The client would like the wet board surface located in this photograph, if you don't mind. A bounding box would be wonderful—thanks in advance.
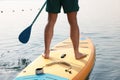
[14,37,95,80]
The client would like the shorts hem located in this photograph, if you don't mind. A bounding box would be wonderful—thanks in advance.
[46,10,60,13]
[64,8,79,13]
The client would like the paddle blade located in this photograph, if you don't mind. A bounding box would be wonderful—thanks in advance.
[18,26,32,44]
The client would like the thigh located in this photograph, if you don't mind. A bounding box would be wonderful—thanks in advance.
[48,13,58,23]
[67,12,78,25]
[46,0,61,13]
[61,0,79,13]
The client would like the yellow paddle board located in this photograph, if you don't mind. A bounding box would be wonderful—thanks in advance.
[14,37,95,80]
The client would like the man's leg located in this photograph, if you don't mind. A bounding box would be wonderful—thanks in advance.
[43,13,58,59]
[67,12,87,59]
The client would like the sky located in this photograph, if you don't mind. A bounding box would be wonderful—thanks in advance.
[79,0,120,25]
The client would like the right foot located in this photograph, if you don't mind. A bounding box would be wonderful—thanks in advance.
[75,52,87,60]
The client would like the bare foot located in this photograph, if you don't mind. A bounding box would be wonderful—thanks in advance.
[42,53,49,59]
[75,52,87,60]
[42,50,50,59]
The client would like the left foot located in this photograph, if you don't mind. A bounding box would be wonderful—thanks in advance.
[42,53,49,59]
[42,50,50,59]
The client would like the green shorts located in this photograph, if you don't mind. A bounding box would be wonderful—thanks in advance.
[46,0,79,13]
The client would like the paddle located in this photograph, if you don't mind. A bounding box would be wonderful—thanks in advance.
[18,1,47,44]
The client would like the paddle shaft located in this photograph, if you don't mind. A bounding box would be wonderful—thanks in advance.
[31,1,47,26]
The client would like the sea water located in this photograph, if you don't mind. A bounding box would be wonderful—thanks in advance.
[0,0,120,80]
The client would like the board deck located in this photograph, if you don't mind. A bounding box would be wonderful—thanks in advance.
[14,37,95,80]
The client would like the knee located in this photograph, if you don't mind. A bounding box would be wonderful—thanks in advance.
[47,19,56,26]
[68,16,78,27]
